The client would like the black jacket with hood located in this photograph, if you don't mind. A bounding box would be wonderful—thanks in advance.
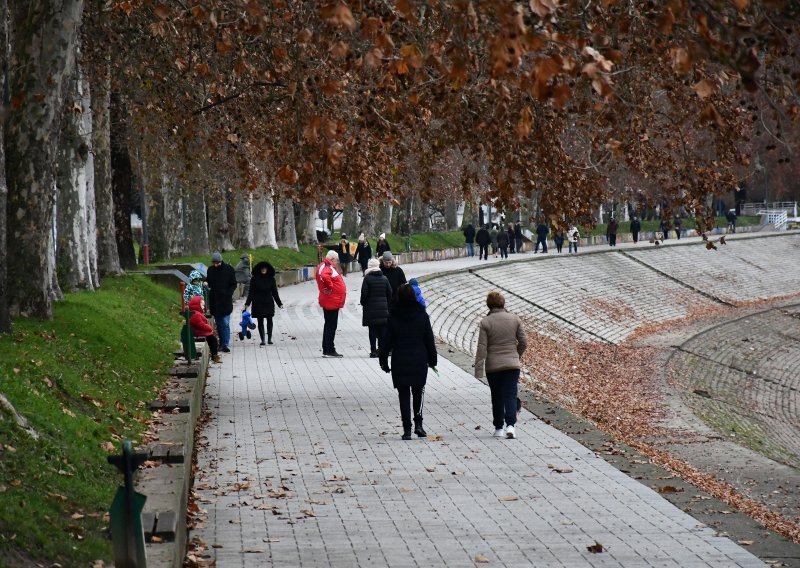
[245,261,282,318]
[379,300,437,389]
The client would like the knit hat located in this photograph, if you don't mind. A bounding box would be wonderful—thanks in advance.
[381,251,393,262]
[358,233,365,243]
[341,233,347,239]
[379,233,386,240]
[367,258,380,269]
[211,251,223,263]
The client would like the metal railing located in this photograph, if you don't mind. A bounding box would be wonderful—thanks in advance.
[741,202,798,217]
[757,209,788,231]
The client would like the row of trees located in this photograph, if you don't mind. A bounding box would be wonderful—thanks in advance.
[1,1,798,332]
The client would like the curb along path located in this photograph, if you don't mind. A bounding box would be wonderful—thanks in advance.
[188,251,766,567]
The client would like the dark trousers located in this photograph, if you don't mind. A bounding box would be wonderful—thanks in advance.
[569,241,578,253]
[499,246,508,259]
[535,236,548,252]
[479,244,489,260]
[205,334,219,357]
[515,237,523,252]
[257,316,273,342]
[509,239,515,253]
[487,369,519,429]
[397,385,425,430]
[368,324,385,353]
[322,309,339,353]
[608,233,616,246]
[632,231,639,243]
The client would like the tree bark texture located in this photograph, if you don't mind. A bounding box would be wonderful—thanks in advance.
[0,0,11,332]
[444,200,458,230]
[295,203,318,244]
[147,171,183,261]
[375,203,391,235]
[91,58,120,276]
[357,204,376,238]
[207,186,234,252]
[233,190,254,249]
[110,93,136,269]
[410,194,429,233]
[251,188,277,249]
[6,0,84,318]
[183,187,208,255]
[275,198,298,250]
[461,199,477,229]
[340,203,358,237]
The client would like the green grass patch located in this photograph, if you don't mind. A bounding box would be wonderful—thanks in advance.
[578,215,760,236]
[0,275,181,566]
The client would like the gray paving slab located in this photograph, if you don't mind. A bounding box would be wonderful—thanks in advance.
[189,254,767,567]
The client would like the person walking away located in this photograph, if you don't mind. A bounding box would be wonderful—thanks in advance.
[514,222,523,253]
[497,227,509,259]
[553,230,565,253]
[474,291,527,439]
[354,234,372,274]
[188,297,222,363]
[535,221,549,253]
[476,224,491,260]
[463,224,476,257]
[606,218,618,247]
[360,258,392,358]
[489,224,499,257]
[630,217,641,244]
[674,216,682,239]
[376,233,391,256]
[409,278,427,308]
[244,261,283,346]
[184,270,205,307]
[379,284,438,440]
[507,224,516,253]
[205,252,237,352]
[338,233,352,276]
[568,226,580,254]
[380,251,407,298]
[726,209,737,233]
[316,250,347,357]
[659,217,670,241]
[234,254,252,299]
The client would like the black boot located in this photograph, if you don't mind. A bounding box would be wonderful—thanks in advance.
[414,416,426,438]
[402,428,412,440]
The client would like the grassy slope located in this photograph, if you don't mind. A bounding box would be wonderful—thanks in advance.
[580,215,760,236]
[0,276,180,566]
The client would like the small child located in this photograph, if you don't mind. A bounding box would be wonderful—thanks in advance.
[184,270,205,306]
[409,278,427,308]
[188,296,222,363]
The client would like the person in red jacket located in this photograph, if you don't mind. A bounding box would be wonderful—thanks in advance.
[188,296,222,363]
[316,249,347,358]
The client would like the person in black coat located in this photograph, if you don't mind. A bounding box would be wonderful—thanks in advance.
[497,229,509,259]
[360,258,392,358]
[630,217,641,244]
[243,261,283,346]
[204,252,237,352]
[514,222,523,253]
[376,233,391,256]
[475,224,491,260]
[379,251,407,297]
[354,234,372,273]
[507,224,516,253]
[535,222,549,253]
[379,284,438,440]
[463,224,476,257]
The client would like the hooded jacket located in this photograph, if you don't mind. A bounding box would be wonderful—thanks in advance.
[316,259,347,310]
[379,300,437,388]
[188,296,214,338]
[245,261,283,318]
[184,269,205,306]
[475,227,491,246]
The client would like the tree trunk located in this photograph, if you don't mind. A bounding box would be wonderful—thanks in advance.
[357,204,376,238]
[92,57,120,276]
[0,0,11,332]
[6,0,84,318]
[444,200,459,230]
[296,203,318,244]
[410,194,429,233]
[233,190,254,249]
[183,187,209,255]
[148,170,184,261]
[461,199,477,229]
[110,93,136,270]
[252,187,277,249]
[207,186,234,252]
[276,198,298,250]
[375,203,391,235]
[341,203,358,237]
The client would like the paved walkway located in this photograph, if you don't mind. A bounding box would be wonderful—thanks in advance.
[189,241,769,567]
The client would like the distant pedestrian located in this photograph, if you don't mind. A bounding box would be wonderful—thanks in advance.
[205,252,237,353]
[355,233,372,274]
[726,209,737,233]
[497,229,509,259]
[568,226,580,254]
[188,296,222,364]
[338,233,352,276]
[409,278,426,308]
[360,258,392,358]
[674,216,682,240]
[234,254,252,299]
[184,269,205,307]
[376,233,391,256]
[507,224,516,253]
[379,284,438,440]
[463,224,476,257]
[514,222,523,252]
[474,291,527,439]
[316,250,346,358]
[553,230,565,253]
[630,218,641,244]
[535,222,549,253]
[243,261,283,346]
[380,251,407,298]
[476,224,491,260]
[489,224,499,257]
[659,218,670,241]
[606,218,618,247]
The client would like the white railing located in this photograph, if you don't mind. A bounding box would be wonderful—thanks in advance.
[741,202,798,217]
[757,209,788,231]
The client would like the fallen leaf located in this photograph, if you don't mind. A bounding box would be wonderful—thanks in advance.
[475,553,490,563]
[737,540,755,545]
[657,485,683,494]
[300,509,316,517]
[499,496,519,501]
[242,548,265,553]
[587,541,605,553]
[427,435,443,441]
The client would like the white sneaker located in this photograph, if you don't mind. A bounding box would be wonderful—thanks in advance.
[493,428,505,438]
[505,425,516,439]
